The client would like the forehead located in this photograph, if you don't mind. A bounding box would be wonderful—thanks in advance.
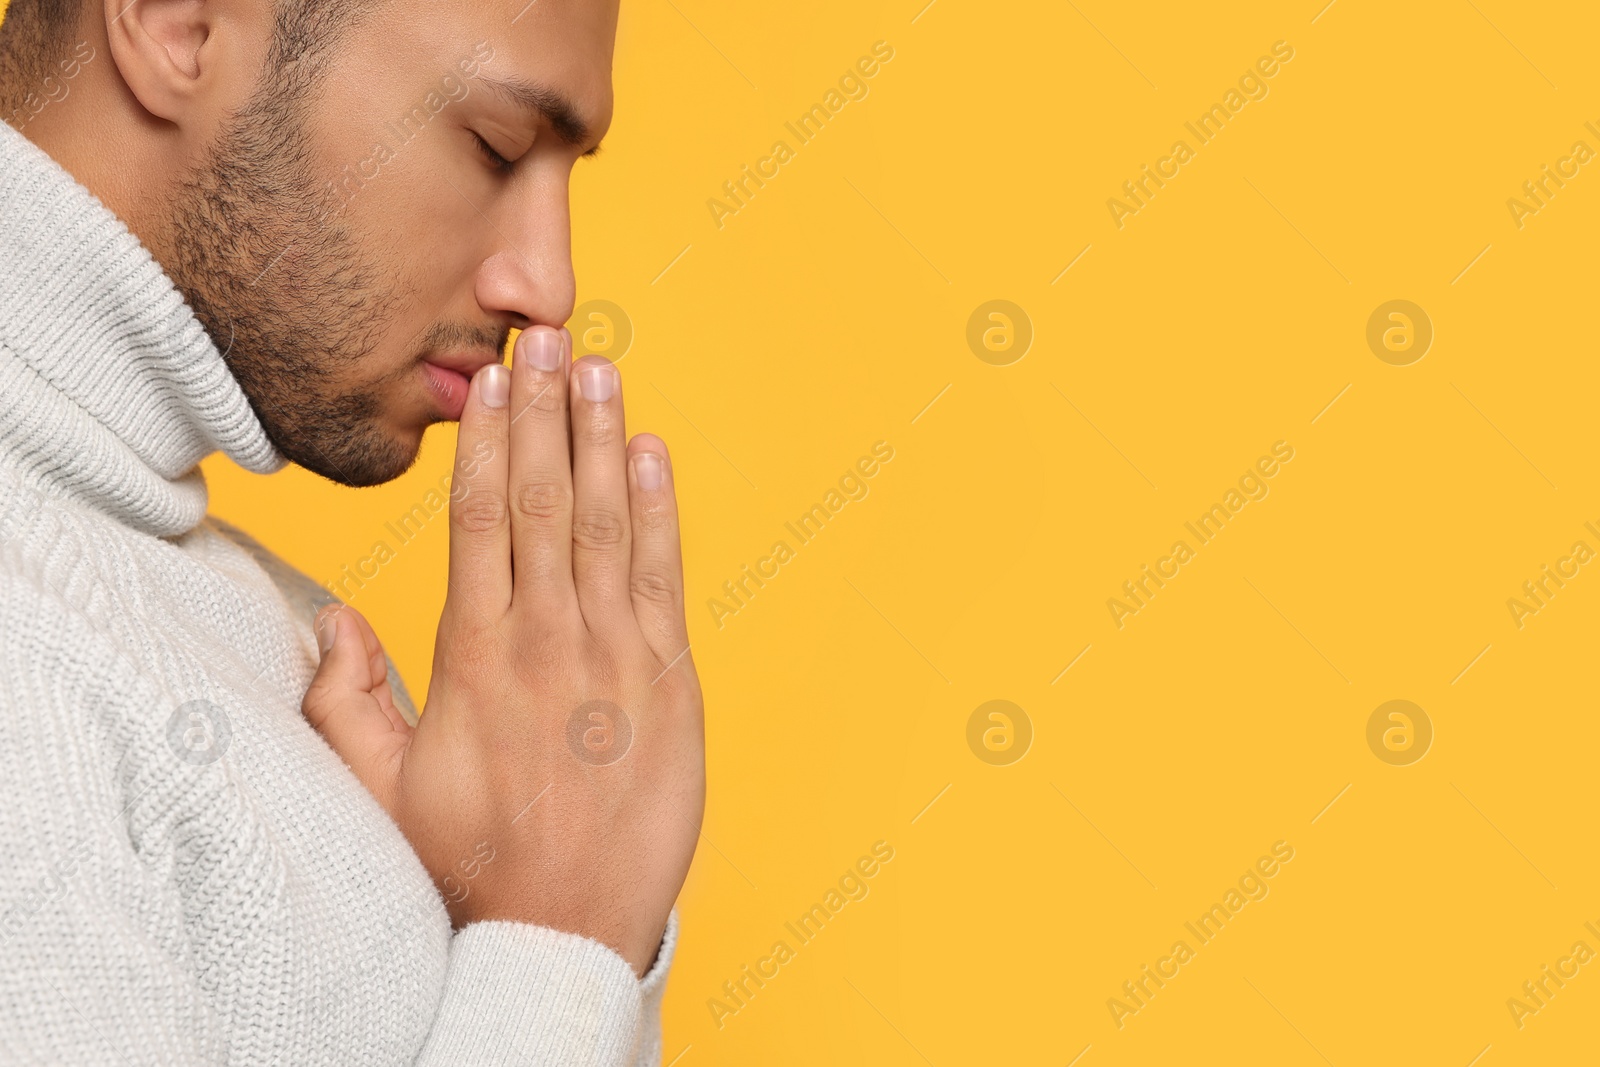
[341,0,618,132]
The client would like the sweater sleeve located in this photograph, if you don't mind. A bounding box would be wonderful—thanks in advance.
[632,909,679,1066]
[415,910,679,1066]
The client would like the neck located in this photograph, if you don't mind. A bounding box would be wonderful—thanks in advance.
[0,116,282,537]
[0,16,187,280]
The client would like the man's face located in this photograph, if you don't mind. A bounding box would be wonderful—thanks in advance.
[166,0,617,486]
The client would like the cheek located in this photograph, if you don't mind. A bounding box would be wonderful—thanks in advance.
[339,196,480,318]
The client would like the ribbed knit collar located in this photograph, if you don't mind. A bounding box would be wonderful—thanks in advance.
[0,120,282,538]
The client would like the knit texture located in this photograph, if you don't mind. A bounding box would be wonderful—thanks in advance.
[0,118,673,1065]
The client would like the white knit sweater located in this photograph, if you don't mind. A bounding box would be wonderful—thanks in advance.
[0,119,674,1064]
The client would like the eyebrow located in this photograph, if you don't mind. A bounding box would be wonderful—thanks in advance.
[474,74,603,157]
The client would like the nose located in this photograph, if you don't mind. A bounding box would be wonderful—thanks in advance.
[473,180,576,332]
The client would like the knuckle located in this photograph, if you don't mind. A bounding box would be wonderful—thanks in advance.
[513,479,570,526]
[629,569,679,608]
[300,683,333,722]
[523,379,566,417]
[452,489,507,534]
[572,510,628,552]
[582,643,623,692]
[650,666,702,715]
[652,670,683,704]
[446,627,504,678]
[512,630,572,684]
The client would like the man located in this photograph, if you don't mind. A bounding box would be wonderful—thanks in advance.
[0,0,705,1061]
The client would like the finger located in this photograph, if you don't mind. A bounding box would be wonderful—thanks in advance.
[341,603,410,735]
[569,356,632,630]
[625,434,690,663]
[445,364,512,618]
[506,326,578,618]
[303,605,410,805]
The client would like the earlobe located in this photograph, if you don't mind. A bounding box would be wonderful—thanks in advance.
[102,0,215,122]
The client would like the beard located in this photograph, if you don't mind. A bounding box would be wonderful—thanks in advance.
[161,81,502,487]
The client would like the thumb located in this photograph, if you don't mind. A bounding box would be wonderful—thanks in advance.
[302,604,408,808]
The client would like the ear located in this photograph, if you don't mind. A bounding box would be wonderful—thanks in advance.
[102,0,219,122]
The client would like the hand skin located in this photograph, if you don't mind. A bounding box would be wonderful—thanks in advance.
[301,325,705,977]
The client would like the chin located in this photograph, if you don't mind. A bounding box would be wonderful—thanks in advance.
[280,424,424,488]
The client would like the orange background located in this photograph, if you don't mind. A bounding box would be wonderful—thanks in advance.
[17,0,1600,1062]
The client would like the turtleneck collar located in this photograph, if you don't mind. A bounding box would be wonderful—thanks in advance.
[0,119,283,538]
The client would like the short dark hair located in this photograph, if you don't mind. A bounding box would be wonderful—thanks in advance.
[0,0,82,110]
[0,0,379,121]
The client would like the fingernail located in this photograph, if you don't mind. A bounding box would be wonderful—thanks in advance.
[481,364,509,408]
[560,326,573,357]
[524,328,562,372]
[316,610,338,655]
[634,452,663,491]
[579,362,615,403]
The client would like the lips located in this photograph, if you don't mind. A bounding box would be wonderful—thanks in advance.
[422,352,502,421]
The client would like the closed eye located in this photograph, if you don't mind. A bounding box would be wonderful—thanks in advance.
[471,131,515,174]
